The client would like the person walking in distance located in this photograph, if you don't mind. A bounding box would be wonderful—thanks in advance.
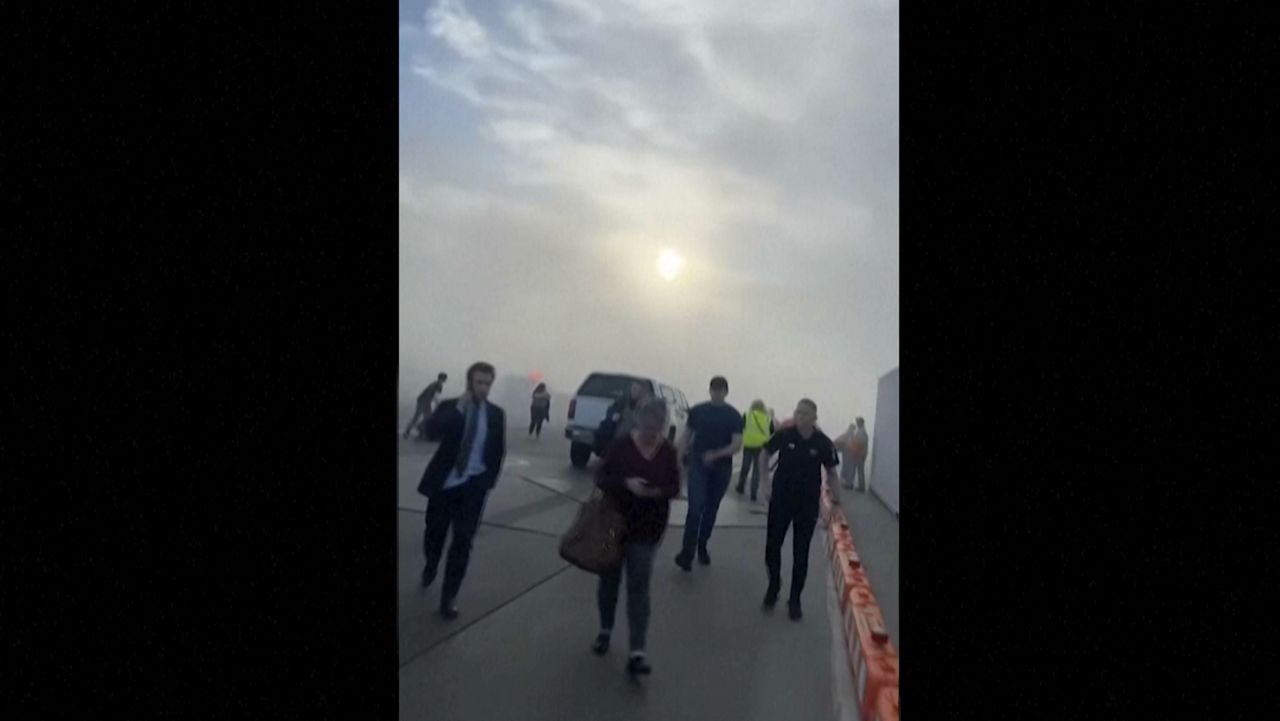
[529,383,552,438]
[844,417,870,491]
[674,376,742,571]
[833,423,856,490]
[590,398,681,677]
[760,399,839,620]
[404,372,447,440]
[735,399,775,502]
[416,362,507,620]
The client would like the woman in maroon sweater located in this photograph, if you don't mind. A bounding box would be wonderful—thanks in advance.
[591,397,681,676]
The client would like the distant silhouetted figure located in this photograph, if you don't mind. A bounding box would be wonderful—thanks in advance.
[835,417,870,491]
[417,363,506,620]
[404,372,447,440]
[530,383,551,438]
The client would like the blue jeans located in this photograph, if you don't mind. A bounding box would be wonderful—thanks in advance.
[597,541,658,652]
[682,461,732,555]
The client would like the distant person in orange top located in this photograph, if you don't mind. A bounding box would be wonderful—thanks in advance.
[834,417,870,491]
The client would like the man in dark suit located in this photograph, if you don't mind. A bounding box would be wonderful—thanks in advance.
[417,361,506,619]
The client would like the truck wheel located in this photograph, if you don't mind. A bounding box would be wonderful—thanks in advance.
[570,442,592,469]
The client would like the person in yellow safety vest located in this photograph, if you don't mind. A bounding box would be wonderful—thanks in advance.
[735,399,775,502]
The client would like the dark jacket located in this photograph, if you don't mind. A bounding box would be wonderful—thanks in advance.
[417,397,507,498]
[596,436,680,544]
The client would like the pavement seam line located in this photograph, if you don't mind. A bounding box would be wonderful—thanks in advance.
[399,564,573,670]
[515,474,587,504]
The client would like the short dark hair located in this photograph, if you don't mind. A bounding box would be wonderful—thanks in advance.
[856,416,865,425]
[798,398,817,412]
[710,376,728,391]
[466,362,495,390]
[438,372,448,381]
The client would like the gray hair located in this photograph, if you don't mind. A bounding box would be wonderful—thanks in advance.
[635,398,669,431]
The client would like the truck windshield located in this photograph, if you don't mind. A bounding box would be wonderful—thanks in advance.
[577,374,649,400]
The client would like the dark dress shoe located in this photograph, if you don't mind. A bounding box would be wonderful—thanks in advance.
[421,565,437,588]
[591,634,610,655]
[627,655,652,676]
[440,599,459,620]
[788,599,803,621]
[763,585,780,609]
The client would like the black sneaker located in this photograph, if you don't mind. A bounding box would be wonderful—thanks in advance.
[627,654,652,676]
[440,599,459,620]
[698,548,711,566]
[421,565,437,588]
[592,633,611,655]
[788,599,803,621]
[763,585,780,609]
[674,553,693,572]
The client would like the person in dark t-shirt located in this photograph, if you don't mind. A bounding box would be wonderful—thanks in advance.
[674,376,742,571]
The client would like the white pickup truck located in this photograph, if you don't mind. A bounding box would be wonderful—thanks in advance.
[564,372,691,468]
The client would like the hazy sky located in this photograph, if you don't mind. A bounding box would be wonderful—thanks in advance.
[400,0,898,431]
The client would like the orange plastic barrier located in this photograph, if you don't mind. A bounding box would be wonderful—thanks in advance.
[843,602,891,669]
[823,481,897,716]
[826,516,852,558]
[824,519,844,553]
[869,687,899,721]
[829,531,857,567]
[857,653,898,720]
[833,548,875,611]
[846,610,898,721]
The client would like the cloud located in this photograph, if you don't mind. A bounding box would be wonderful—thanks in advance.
[428,0,492,59]
[400,0,899,429]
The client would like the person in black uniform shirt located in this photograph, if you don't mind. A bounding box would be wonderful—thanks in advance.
[759,398,839,621]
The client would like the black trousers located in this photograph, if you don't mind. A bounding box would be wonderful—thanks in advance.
[529,405,548,436]
[422,479,489,601]
[765,498,819,601]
